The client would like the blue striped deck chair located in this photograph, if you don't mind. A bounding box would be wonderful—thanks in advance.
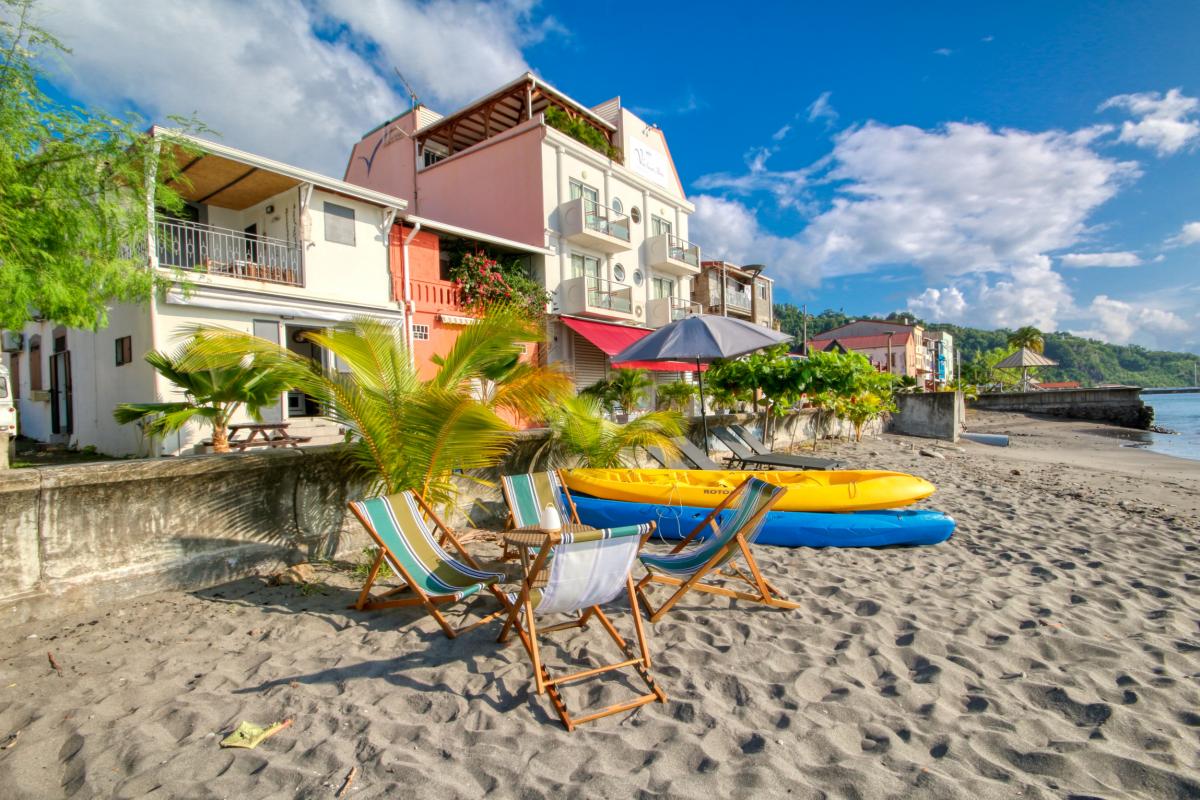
[348,491,508,639]
[499,471,580,560]
[636,477,797,622]
[498,522,667,731]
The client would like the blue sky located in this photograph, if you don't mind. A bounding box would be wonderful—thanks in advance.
[32,0,1200,352]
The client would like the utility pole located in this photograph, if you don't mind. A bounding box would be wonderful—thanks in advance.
[885,330,896,376]
[801,303,811,357]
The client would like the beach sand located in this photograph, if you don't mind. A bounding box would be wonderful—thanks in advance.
[1,410,1199,799]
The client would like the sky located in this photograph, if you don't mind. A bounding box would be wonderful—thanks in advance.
[28,0,1200,353]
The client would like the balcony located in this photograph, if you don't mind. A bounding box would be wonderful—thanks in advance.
[559,275,638,322]
[155,218,303,286]
[411,279,466,313]
[647,296,701,328]
[647,234,700,276]
[560,197,631,254]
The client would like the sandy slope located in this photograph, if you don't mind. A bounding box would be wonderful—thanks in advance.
[0,411,1198,799]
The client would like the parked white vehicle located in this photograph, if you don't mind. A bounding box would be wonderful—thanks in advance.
[0,364,15,438]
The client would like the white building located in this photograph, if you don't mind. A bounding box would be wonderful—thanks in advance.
[4,129,408,456]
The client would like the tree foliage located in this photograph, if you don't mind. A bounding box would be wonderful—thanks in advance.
[0,0,195,329]
[1007,326,1045,353]
[534,394,684,469]
[181,307,570,504]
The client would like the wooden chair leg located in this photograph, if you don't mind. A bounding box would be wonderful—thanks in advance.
[353,551,386,610]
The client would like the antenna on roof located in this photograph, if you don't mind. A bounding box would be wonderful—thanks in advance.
[394,68,420,111]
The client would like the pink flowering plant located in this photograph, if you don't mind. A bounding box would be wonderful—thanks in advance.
[450,251,549,318]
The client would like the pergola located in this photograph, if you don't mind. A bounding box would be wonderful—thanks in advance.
[995,347,1058,391]
[414,72,618,160]
[163,142,302,210]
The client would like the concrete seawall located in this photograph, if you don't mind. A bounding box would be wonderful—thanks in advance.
[970,387,1153,429]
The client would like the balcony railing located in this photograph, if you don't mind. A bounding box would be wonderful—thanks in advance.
[586,275,632,313]
[155,218,303,287]
[668,297,702,321]
[665,235,700,268]
[725,281,753,311]
[582,198,630,242]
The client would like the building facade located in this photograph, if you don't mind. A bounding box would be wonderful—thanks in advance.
[342,73,705,393]
[809,320,954,388]
[692,261,774,329]
[4,129,411,456]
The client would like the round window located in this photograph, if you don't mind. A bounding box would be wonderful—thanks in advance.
[613,263,626,282]
[611,197,623,214]
[630,206,641,224]
[632,269,643,286]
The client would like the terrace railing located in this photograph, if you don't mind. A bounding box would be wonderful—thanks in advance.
[666,235,700,268]
[582,198,631,242]
[586,276,633,313]
[155,217,303,287]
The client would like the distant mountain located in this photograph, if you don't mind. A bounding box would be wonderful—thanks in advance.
[774,304,1200,388]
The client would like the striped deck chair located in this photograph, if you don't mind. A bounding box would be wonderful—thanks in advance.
[498,523,667,731]
[499,470,580,560]
[636,477,798,622]
[348,491,508,639]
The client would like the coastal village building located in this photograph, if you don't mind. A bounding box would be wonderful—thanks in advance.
[341,72,708,392]
[692,260,775,329]
[808,320,954,387]
[5,129,409,455]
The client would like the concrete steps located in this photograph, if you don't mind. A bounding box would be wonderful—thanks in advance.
[283,417,347,447]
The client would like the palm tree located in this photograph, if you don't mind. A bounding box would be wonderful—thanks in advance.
[113,342,294,452]
[1007,326,1045,354]
[533,394,685,469]
[182,307,569,502]
[605,367,653,416]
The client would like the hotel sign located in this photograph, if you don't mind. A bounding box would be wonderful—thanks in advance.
[628,141,673,190]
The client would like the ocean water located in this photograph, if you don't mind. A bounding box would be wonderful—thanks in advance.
[1142,392,1200,462]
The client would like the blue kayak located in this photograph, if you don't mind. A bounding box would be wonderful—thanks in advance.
[568,493,955,548]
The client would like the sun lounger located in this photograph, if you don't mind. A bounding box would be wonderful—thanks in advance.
[670,436,724,470]
[348,491,508,638]
[712,426,841,471]
[730,424,843,470]
[499,522,667,730]
[637,477,798,622]
[646,445,692,469]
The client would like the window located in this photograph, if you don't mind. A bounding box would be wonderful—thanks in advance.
[632,269,643,286]
[610,197,623,214]
[613,263,626,282]
[758,283,767,299]
[413,324,430,341]
[324,202,356,245]
[8,354,18,400]
[652,276,674,300]
[651,215,672,237]
[571,253,601,279]
[569,179,599,205]
[115,336,132,366]
[28,335,41,391]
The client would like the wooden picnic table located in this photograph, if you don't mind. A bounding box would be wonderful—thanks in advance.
[227,422,311,452]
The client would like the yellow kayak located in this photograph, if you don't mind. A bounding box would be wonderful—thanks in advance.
[563,468,935,513]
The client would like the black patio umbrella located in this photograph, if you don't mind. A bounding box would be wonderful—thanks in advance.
[612,314,793,454]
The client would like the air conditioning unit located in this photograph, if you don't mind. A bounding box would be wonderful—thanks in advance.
[1,331,23,353]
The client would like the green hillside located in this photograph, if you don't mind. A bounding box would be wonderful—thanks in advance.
[775,304,1200,388]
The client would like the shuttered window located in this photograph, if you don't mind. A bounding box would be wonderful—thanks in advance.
[324,202,356,245]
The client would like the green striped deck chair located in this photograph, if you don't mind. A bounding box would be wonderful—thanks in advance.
[348,491,508,639]
[636,477,798,622]
[499,471,580,560]
[498,522,667,731]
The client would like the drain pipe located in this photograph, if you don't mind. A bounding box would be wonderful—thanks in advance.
[401,219,422,367]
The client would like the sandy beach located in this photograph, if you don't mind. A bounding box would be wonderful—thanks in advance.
[1,410,1199,799]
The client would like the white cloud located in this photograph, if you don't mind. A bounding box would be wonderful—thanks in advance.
[1072,295,1189,346]
[1099,88,1200,156]
[1167,221,1200,247]
[933,48,953,56]
[689,195,820,288]
[36,0,554,174]
[783,122,1137,282]
[806,91,838,127]
[1059,251,1142,268]
[909,286,967,320]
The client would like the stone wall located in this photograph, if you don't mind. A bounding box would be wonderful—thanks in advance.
[891,392,964,441]
[970,387,1152,429]
[0,446,373,626]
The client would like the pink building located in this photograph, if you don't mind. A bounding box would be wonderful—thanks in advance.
[343,73,702,395]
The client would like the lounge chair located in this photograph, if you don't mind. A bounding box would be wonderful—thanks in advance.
[636,477,798,622]
[348,491,508,639]
[712,426,840,471]
[500,470,581,560]
[646,445,691,469]
[499,522,667,731]
[670,436,724,470]
[730,423,843,470]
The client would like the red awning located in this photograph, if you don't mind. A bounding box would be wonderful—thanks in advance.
[560,316,702,372]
